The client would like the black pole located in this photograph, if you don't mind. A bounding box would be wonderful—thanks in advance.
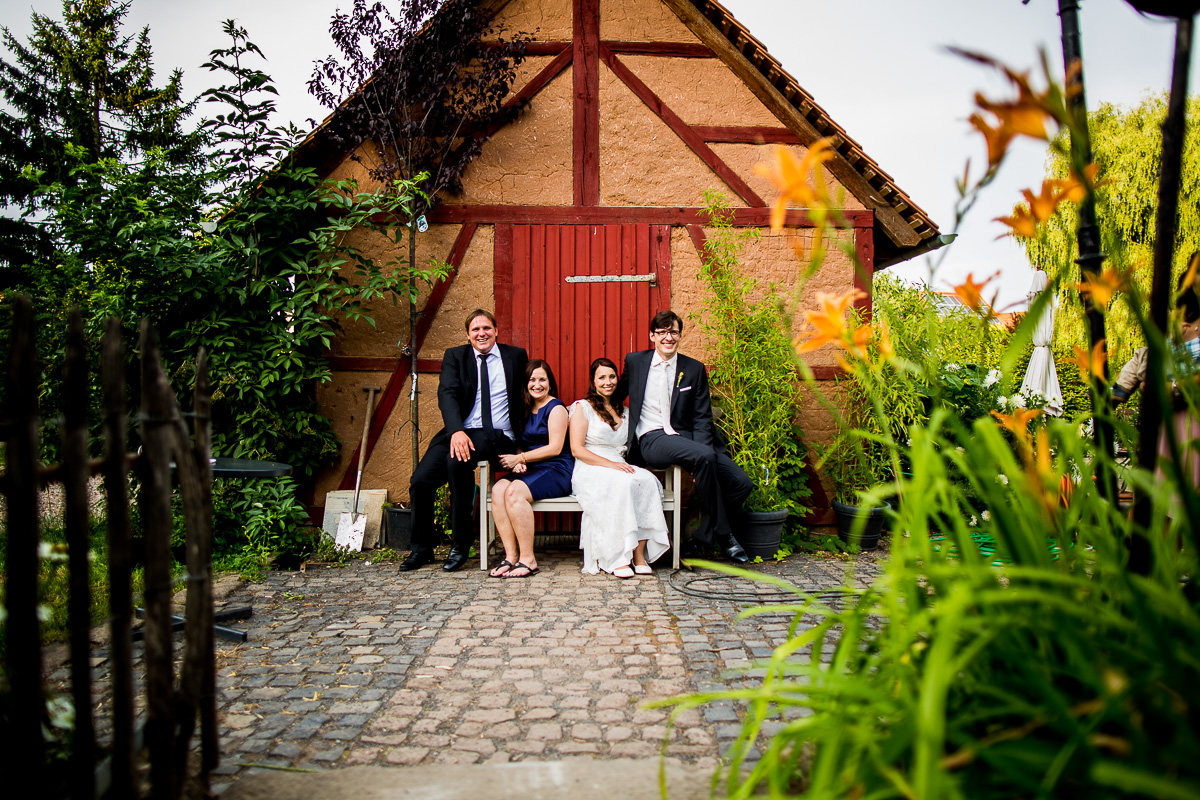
[1131,14,1195,573]
[1057,0,1118,504]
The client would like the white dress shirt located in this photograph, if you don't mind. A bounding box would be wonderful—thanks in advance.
[464,346,513,439]
[636,353,677,439]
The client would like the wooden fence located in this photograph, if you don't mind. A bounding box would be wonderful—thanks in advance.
[2,295,219,799]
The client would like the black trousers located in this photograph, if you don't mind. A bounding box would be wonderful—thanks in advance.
[638,430,753,545]
[409,427,517,553]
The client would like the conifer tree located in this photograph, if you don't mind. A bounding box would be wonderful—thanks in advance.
[0,0,200,280]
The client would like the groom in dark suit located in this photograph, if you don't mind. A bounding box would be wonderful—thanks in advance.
[401,309,528,572]
[617,310,753,563]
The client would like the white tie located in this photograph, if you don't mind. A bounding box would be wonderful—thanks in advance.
[661,362,677,436]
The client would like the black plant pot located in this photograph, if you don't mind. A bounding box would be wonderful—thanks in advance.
[384,507,413,550]
[832,501,890,551]
[741,509,790,559]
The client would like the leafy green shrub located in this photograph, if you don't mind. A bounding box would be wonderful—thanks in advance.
[697,190,810,514]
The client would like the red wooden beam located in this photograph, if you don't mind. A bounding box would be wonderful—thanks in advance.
[502,46,572,113]
[853,224,874,320]
[691,125,802,144]
[335,223,479,491]
[427,204,873,227]
[491,41,713,58]
[604,41,713,57]
[573,0,600,206]
[599,44,766,209]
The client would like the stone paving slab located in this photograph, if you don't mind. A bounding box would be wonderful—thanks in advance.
[54,544,884,794]
[223,759,714,800]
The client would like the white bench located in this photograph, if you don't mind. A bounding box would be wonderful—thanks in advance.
[477,461,684,571]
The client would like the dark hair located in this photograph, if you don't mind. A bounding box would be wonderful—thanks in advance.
[1178,254,1200,324]
[465,309,497,330]
[521,359,558,432]
[585,358,622,430]
[649,310,683,334]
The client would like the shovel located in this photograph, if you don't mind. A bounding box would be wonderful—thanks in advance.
[335,385,380,551]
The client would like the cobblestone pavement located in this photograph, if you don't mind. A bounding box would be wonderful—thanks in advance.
[60,544,885,794]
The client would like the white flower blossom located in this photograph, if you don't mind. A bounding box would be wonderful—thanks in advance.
[955,447,965,455]
[969,516,978,527]
[981,510,991,521]
[997,396,1008,408]
[1012,394,1027,409]
[984,369,1002,387]
[946,363,960,372]
[38,542,68,562]
[997,474,1009,485]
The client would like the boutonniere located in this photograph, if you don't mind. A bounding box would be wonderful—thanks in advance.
[675,370,684,388]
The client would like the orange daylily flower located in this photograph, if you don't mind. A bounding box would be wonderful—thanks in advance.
[953,49,1058,167]
[795,289,865,354]
[1076,266,1129,309]
[997,164,1102,239]
[991,407,1044,448]
[1073,340,1107,382]
[1052,163,1102,204]
[995,205,1040,239]
[755,140,835,230]
[952,272,999,314]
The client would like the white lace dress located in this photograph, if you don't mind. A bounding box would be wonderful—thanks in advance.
[570,401,670,574]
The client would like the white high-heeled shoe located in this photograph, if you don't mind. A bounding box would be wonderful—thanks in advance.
[613,566,634,579]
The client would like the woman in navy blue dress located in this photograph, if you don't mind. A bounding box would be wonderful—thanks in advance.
[490,359,573,578]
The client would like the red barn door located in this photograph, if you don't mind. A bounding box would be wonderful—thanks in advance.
[497,223,672,404]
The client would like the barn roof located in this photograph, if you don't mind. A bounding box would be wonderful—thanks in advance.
[293,0,940,266]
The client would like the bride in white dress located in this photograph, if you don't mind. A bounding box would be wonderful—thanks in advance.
[569,358,670,578]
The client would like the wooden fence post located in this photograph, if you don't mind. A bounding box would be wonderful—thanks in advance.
[63,308,95,800]
[139,320,177,800]
[103,316,135,798]
[2,295,45,779]
[172,348,216,790]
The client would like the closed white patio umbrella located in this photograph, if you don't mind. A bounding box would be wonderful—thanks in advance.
[1020,270,1065,416]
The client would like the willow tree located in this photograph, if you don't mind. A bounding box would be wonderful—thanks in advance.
[1021,93,1200,371]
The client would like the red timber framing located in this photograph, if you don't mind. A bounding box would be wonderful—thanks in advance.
[573,0,600,205]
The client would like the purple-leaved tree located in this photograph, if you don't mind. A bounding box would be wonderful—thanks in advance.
[309,0,530,483]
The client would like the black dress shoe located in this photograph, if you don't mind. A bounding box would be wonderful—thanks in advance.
[442,549,469,572]
[399,549,434,571]
[724,538,749,564]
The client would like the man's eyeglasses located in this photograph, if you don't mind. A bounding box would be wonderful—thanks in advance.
[652,329,681,340]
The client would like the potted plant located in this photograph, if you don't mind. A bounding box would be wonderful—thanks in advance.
[822,432,890,551]
[696,192,812,559]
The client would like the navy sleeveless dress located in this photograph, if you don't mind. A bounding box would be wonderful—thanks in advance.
[514,398,574,500]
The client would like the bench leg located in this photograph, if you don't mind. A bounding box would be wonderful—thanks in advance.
[671,465,682,569]
[478,461,489,571]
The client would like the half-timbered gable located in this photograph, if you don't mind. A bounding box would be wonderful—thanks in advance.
[301,0,939,517]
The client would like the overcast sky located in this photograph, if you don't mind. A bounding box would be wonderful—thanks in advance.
[3,0,1190,308]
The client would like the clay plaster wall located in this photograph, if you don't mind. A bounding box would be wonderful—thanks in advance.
[496,0,573,40]
[598,63,722,207]
[621,56,778,127]
[313,372,445,504]
[600,0,701,42]
[419,224,497,357]
[454,67,574,206]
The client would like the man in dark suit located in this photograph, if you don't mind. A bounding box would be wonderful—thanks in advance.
[618,310,752,563]
[401,309,528,572]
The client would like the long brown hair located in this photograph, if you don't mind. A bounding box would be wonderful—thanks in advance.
[585,357,622,430]
[520,359,558,432]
